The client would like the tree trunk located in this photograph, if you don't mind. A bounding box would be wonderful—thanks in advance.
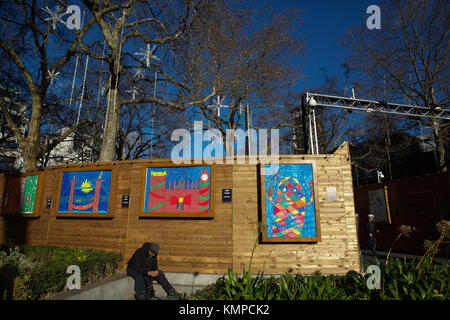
[22,147,39,171]
[21,93,44,171]
[99,86,120,162]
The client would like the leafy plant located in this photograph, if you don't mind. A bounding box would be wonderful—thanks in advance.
[191,256,449,300]
[190,222,449,301]
[0,244,122,300]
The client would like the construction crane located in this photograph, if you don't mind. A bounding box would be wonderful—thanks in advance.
[301,92,450,155]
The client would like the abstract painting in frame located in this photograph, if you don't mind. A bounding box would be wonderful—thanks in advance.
[141,164,214,218]
[55,166,115,218]
[261,162,320,242]
[1,171,44,218]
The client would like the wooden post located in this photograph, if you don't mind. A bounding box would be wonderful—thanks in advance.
[92,178,104,213]
[68,177,76,213]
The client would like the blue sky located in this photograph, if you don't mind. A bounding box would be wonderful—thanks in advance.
[37,1,381,103]
[272,0,380,89]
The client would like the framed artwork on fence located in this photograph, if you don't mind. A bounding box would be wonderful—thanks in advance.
[1,171,44,218]
[140,164,214,218]
[368,187,391,223]
[55,166,116,218]
[260,161,320,242]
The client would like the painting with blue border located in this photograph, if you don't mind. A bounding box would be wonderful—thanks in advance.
[58,170,112,214]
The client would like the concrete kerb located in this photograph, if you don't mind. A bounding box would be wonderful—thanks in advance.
[45,271,223,300]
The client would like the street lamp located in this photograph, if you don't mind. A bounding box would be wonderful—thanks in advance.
[307,96,317,107]
[377,170,384,183]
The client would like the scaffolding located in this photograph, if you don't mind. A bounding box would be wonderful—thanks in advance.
[302,92,450,155]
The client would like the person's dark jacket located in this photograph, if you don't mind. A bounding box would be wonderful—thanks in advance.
[127,242,158,275]
[366,220,376,236]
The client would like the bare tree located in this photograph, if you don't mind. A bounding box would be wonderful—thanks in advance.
[116,101,180,160]
[81,0,203,162]
[343,0,449,171]
[164,1,304,154]
[0,0,94,171]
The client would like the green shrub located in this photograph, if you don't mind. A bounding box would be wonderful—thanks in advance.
[25,260,68,299]
[0,244,123,300]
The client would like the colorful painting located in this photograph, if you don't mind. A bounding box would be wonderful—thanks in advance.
[57,170,112,216]
[2,174,41,215]
[262,163,319,242]
[141,165,213,217]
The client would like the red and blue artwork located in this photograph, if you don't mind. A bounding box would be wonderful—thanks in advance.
[57,170,112,214]
[264,164,317,238]
[143,166,211,214]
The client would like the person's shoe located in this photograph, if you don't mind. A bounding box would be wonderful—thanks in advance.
[145,286,155,300]
[167,288,182,299]
[134,290,145,300]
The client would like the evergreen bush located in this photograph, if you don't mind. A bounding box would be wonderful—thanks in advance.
[0,244,122,300]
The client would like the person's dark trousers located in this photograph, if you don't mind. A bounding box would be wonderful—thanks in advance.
[366,236,377,254]
[126,268,146,300]
[150,270,174,295]
[144,276,155,299]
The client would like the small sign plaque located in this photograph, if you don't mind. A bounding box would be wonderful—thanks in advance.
[222,189,232,203]
[326,187,337,202]
[46,197,53,208]
[122,195,130,208]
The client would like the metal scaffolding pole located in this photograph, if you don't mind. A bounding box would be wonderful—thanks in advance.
[312,108,319,154]
[304,92,450,120]
[308,109,314,154]
[303,92,450,155]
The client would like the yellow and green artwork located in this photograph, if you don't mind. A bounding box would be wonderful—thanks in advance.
[2,174,40,215]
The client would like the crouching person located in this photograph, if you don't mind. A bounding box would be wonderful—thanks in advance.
[127,242,182,300]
